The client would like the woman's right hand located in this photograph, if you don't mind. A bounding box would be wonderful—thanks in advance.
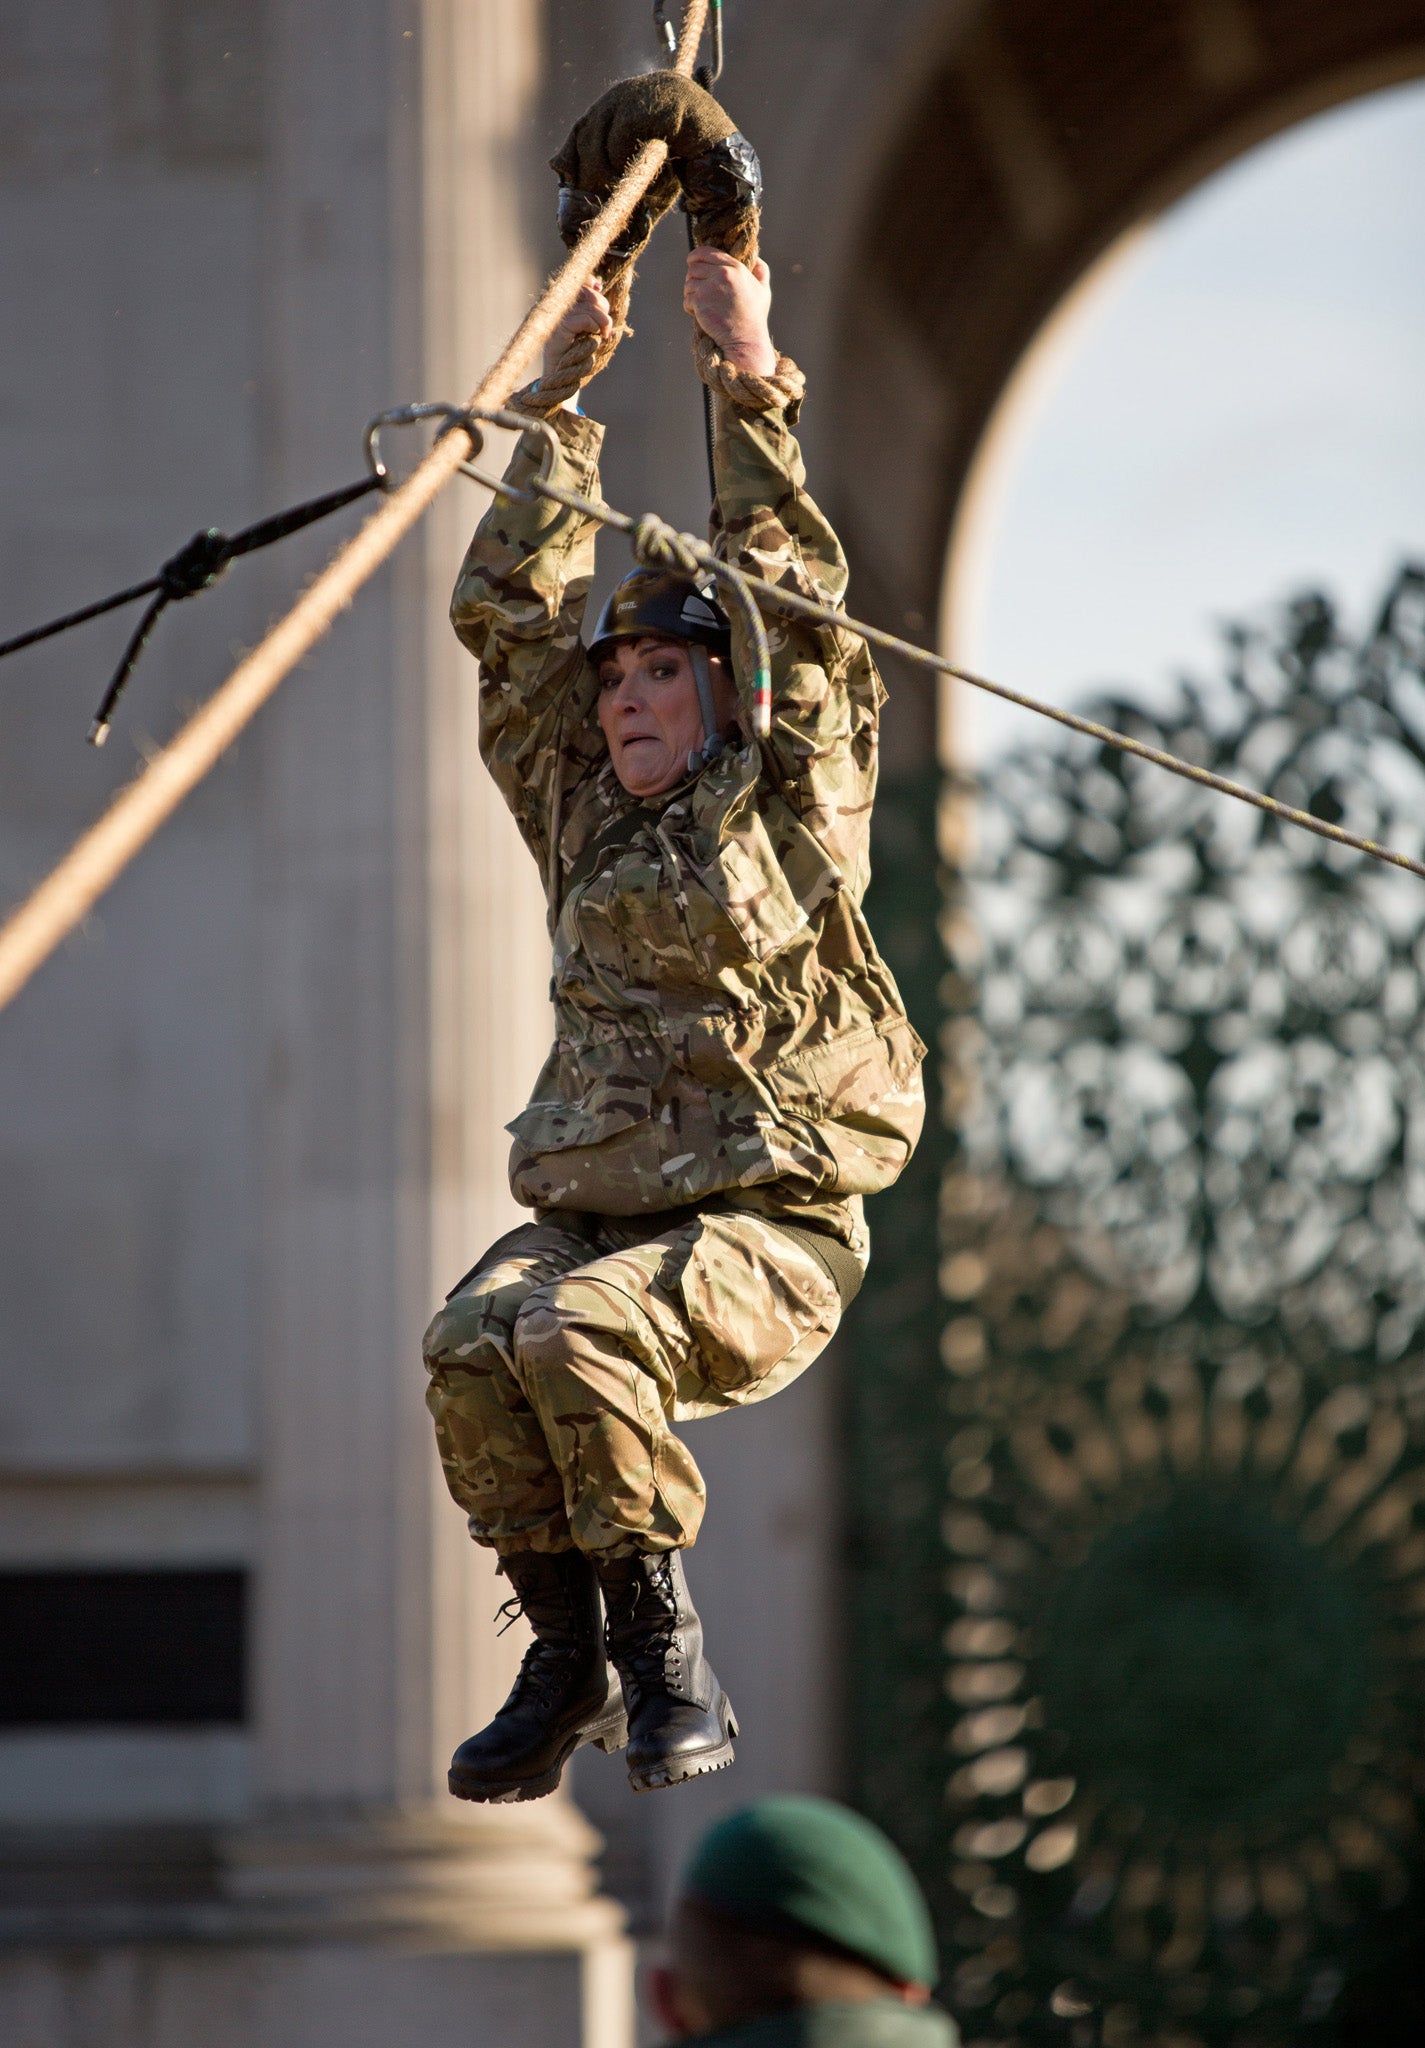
[542,278,613,402]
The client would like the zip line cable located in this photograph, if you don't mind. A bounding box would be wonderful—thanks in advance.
[0,0,711,1017]
[449,425,1425,886]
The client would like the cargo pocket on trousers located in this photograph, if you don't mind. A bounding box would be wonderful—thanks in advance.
[675,1214,841,1407]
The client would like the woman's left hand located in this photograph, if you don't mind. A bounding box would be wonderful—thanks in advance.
[683,249,777,378]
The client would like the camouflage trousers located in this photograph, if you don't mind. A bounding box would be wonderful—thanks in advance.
[421,1206,857,1558]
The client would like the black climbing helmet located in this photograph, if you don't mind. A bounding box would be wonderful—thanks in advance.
[587,569,732,668]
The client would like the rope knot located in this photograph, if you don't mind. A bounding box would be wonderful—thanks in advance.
[696,349,807,420]
[160,529,231,600]
[632,515,705,579]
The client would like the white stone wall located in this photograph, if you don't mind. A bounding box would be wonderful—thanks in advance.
[0,0,269,1826]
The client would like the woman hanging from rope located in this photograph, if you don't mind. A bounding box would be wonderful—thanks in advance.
[421,75,925,1800]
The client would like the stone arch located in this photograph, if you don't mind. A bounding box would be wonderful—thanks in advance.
[831,0,1425,1965]
[825,0,1425,772]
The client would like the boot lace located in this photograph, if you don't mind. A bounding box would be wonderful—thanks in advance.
[495,1587,584,1712]
[608,1557,681,1710]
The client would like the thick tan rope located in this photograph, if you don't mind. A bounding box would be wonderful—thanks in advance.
[0,2,710,1016]
[519,244,646,418]
[698,344,806,418]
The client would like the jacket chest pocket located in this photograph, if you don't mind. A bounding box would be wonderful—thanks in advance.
[561,870,628,985]
[684,806,811,965]
[604,847,706,987]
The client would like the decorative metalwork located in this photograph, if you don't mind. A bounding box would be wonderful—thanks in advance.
[848,759,957,1890]
[935,568,1425,2043]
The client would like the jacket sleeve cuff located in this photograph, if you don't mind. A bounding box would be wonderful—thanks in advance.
[544,407,605,462]
[700,351,806,426]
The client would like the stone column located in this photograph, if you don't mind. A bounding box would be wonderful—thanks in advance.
[218,1,631,2034]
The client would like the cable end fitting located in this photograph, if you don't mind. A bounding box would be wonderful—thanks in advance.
[753,675,772,740]
[87,718,110,748]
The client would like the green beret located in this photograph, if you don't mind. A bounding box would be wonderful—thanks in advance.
[681,1796,938,1989]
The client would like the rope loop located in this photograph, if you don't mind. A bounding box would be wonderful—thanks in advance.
[675,130,807,418]
[523,67,751,419]
[631,512,706,579]
[696,348,807,418]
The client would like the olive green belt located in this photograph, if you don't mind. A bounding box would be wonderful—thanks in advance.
[448,1199,863,1312]
[761,1218,864,1311]
[624,1194,865,1312]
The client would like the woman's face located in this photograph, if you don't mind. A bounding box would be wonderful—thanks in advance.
[596,635,738,797]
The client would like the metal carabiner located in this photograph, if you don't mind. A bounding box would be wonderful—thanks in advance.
[697,0,723,88]
[363,401,479,486]
[456,406,562,506]
[658,0,723,84]
[362,400,559,507]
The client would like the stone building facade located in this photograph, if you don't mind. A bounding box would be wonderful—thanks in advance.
[0,3,1420,2044]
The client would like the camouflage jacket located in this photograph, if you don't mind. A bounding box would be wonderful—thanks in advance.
[451,391,925,1243]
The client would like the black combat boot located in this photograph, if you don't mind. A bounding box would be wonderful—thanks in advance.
[448,1548,627,1803]
[595,1549,738,1792]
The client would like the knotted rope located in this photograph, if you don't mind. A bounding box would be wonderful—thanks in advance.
[517,71,803,421]
[680,138,805,418]
[630,513,705,579]
[0,0,712,1017]
[516,208,663,416]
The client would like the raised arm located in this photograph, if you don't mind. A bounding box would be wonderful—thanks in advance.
[450,283,616,880]
[685,249,884,851]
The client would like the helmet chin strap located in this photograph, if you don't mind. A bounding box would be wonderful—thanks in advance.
[686,642,726,773]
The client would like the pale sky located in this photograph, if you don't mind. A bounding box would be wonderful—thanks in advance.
[952,77,1425,766]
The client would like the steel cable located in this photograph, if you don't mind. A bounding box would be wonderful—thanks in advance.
[502,467,1425,886]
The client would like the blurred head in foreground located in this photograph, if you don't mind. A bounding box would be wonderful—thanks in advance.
[649,1796,959,2046]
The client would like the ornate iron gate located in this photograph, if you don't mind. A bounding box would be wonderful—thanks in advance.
[850,570,1425,2043]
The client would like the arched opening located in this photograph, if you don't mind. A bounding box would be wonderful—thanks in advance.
[945,76,1425,769]
[828,0,1425,774]
[835,7,1425,2021]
